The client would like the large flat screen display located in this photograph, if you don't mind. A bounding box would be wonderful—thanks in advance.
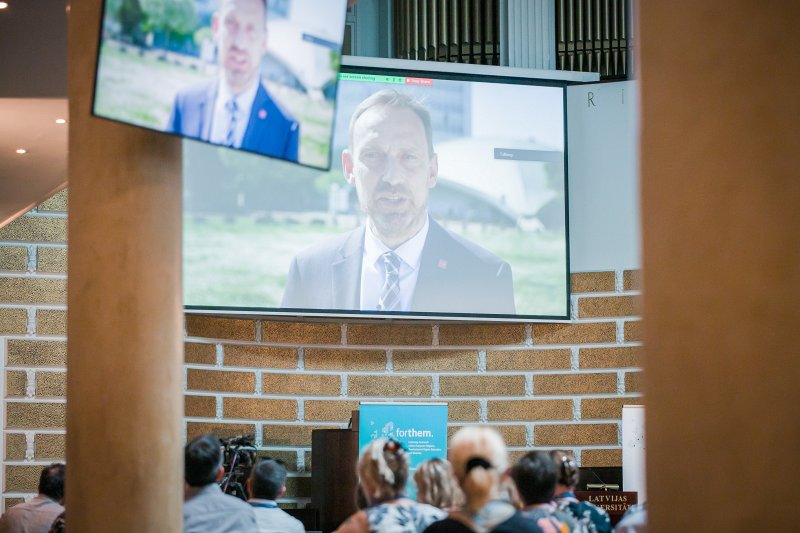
[93,0,348,169]
[184,59,570,320]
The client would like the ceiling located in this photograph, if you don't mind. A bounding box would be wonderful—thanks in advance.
[0,98,68,226]
[0,0,68,227]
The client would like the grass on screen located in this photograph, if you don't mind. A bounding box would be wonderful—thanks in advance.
[184,216,568,316]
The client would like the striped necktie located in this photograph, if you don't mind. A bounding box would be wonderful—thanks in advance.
[377,251,402,311]
[225,98,238,147]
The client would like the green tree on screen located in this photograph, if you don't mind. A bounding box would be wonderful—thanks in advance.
[114,0,146,45]
[141,0,197,49]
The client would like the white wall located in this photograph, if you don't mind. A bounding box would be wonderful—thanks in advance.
[567,81,641,271]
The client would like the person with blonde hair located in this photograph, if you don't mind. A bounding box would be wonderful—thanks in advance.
[335,438,445,533]
[414,458,460,510]
[423,427,543,533]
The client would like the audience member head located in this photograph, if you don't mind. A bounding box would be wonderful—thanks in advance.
[39,463,65,502]
[248,459,287,500]
[358,438,409,505]
[414,457,459,509]
[510,451,558,506]
[549,450,580,494]
[448,426,508,514]
[185,433,224,487]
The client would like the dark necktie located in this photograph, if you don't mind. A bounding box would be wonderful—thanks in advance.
[225,98,238,147]
[377,252,402,311]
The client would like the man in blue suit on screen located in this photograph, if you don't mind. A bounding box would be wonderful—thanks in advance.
[281,89,516,315]
[167,0,299,162]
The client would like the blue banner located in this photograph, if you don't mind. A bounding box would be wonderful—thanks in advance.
[358,402,449,499]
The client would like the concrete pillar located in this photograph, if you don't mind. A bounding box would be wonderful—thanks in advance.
[66,0,183,530]
[640,2,800,530]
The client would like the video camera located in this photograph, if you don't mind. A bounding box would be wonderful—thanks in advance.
[219,434,257,501]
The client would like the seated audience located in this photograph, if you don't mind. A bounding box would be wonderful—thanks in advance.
[414,458,460,510]
[548,452,611,533]
[614,502,646,533]
[510,452,577,532]
[183,433,257,533]
[0,463,65,533]
[423,427,543,533]
[247,459,305,533]
[335,438,445,533]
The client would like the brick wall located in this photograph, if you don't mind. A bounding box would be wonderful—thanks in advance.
[0,189,642,510]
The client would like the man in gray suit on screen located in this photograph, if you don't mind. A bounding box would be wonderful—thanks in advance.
[281,89,515,315]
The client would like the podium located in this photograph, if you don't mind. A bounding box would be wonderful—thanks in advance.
[311,428,359,532]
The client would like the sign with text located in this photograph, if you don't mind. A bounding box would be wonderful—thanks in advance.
[358,402,448,499]
[576,491,638,525]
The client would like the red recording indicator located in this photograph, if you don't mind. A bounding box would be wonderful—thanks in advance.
[405,77,433,86]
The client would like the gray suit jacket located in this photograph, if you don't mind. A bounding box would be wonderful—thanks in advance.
[281,218,515,315]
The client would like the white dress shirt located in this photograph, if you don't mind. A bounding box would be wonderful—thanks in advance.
[248,499,306,533]
[209,77,260,148]
[360,217,429,312]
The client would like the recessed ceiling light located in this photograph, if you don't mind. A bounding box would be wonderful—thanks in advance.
[0,2,9,10]
[15,149,28,154]
[55,118,67,124]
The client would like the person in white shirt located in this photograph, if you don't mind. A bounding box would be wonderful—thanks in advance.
[183,434,257,533]
[247,459,304,533]
[282,89,515,315]
[0,463,64,533]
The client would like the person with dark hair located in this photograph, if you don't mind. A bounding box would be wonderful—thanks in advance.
[423,427,543,533]
[548,451,611,533]
[282,89,515,315]
[509,452,577,532]
[0,463,65,533]
[247,459,304,533]
[183,433,257,533]
[335,438,445,533]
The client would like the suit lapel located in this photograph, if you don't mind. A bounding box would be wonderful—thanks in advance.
[200,82,217,141]
[331,226,364,310]
[241,83,268,151]
[411,219,451,311]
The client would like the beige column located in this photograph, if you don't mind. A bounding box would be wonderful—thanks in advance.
[640,2,800,531]
[66,0,183,530]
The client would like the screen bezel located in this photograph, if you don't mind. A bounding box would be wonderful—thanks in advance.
[185,60,572,322]
[90,0,348,171]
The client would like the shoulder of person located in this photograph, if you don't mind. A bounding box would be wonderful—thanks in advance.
[291,226,363,265]
[428,219,510,270]
[333,510,368,533]
[257,83,298,127]
[175,79,215,103]
[423,517,471,533]
[223,493,253,512]
[414,501,447,517]
[494,511,545,533]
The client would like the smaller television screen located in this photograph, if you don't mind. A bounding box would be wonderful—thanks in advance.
[93,0,348,170]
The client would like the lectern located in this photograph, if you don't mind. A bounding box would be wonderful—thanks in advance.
[311,428,359,532]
